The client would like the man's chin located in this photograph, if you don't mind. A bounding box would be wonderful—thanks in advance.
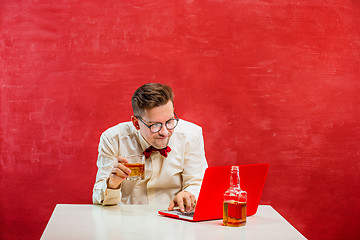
[153,139,169,149]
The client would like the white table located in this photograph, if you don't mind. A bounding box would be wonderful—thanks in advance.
[41,204,306,240]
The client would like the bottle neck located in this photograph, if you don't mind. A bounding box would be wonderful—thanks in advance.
[230,169,240,188]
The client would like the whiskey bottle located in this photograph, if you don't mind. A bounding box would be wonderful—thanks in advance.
[223,166,247,227]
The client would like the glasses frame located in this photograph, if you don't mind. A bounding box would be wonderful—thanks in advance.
[135,113,179,133]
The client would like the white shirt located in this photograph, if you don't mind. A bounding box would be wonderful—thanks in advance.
[92,119,208,205]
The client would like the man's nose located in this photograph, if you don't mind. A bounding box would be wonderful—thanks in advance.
[158,124,169,136]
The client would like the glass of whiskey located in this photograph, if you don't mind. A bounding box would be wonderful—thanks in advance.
[123,154,145,180]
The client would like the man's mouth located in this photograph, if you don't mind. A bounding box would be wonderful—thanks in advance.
[157,136,167,140]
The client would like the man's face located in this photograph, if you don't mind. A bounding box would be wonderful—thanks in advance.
[132,100,175,149]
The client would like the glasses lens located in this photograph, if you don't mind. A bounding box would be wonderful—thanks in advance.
[150,123,162,133]
[166,119,178,129]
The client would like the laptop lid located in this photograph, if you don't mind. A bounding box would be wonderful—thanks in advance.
[159,163,269,222]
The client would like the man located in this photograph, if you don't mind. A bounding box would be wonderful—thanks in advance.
[92,83,208,212]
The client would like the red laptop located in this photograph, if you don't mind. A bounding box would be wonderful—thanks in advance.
[158,163,269,221]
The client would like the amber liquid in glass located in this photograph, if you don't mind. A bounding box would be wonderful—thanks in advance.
[123,163,145,180]
[223,200,246,227]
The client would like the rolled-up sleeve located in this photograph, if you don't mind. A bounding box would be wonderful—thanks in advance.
[92,132,122,205]
[182,127,208,199]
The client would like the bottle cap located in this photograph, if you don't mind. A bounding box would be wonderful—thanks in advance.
[231,166,239,171]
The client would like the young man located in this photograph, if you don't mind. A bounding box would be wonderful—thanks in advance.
[92,83,208,212]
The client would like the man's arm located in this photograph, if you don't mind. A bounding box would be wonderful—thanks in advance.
[92,132,126,205]
[168,126,208,212]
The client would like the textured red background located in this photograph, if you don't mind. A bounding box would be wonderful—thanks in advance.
[1,1,360,239]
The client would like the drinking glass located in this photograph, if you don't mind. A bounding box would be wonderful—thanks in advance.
[123,154,145,180]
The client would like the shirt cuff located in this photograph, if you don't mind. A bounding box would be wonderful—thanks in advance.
[103,187,121,205]
[182,185,201,200]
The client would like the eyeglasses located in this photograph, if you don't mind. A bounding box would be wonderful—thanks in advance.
[136,113,179,133]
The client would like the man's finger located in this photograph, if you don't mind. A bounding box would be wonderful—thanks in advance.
[117,163,131,175]
[176,197,185,212]
[117,156,129,163]
[190,194,196,204]
[111,167,129,178]
[168,200,175,211]
[185,195,192,212]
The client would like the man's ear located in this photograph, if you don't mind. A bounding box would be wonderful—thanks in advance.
[131,116,140,130]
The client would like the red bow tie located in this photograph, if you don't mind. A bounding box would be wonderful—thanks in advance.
[143,146,171,159]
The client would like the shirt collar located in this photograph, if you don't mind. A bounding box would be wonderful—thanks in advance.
[137,130,151,152]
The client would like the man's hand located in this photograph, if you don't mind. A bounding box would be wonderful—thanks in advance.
[168,191,196,213]
[107,157,131,189]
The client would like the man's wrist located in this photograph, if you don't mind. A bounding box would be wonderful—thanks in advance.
[106,178,121,189]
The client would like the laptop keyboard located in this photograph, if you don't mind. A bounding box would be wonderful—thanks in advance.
[176,209,195,217]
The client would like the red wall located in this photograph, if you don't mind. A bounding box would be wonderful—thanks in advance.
[1,1,359,239]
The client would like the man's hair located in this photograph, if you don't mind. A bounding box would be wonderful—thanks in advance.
[131,83,174,116]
